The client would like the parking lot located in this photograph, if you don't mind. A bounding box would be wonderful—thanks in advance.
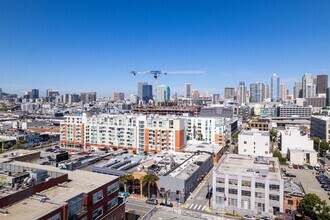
[283,165,330,205]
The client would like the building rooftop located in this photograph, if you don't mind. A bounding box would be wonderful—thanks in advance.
[284,178,305,197]
[215,154,282,180]
[184,140,221,154]
[167,153,211,180]
[240,129,269,136]
[0,158,118,219]
[311,115,330,120]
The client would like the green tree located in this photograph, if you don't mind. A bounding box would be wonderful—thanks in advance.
[312,137,320,151]
[272,149,287,165]
[320,140,330,151]
[269,129,277,142]
[300,193,330,220]
[119,174,134,193]
[141,172,159,198]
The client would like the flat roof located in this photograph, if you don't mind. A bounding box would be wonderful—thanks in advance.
[184,140,221,154]
[240,129,269,136]
[0,159,118,219]
[0,149,40,159]
[168,153,211,180]
[216,154,281,180]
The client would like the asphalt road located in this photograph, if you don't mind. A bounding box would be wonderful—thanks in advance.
[126,197,156,217]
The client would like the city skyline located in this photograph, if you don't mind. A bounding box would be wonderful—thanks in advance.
[1,1,330,97]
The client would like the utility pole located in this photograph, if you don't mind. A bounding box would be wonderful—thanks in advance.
[207,182,211,207]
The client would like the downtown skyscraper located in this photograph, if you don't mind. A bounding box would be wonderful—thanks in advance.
[238,82,247,103]
[271,73,280,102]
[250,82,264,102]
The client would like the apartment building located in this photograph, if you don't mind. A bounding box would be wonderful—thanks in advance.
[238,130,271,157]
[185,116,230,147]
[60,114,185,154]
[212,154,284,216]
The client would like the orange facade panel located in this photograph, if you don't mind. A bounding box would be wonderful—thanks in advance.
[175,129,185,152]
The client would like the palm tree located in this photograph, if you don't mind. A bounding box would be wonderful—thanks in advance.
[141,172,159,198]
[119,174,134,193]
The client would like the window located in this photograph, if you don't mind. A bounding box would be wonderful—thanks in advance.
[48,213,61,220]
[229,179,238,185]
[255,192,265,198]
[228,198,237,207]
[93,190,104,204]
[216,196,224,204]
[265,151,268,154]
[269,184,280,191]
[92,206,103,220]
[107,197,118,211]
[107,182,119,195]
[244,141,247,144]
[229,188,237,195]
[241,190,251,197]
[216,177,225,184]
[160,188,165,192]
[176,190,180,195]
[255,182,265,189]
[216,187,225,193]
[269,194,280,201]
[242,180,251,187]
[288,200,293,205]
[255,202,265,212]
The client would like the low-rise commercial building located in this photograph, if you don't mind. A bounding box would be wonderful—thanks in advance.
[283,179,305,213]
[280,127,313,155]
[246,118,271,131]
[158,152,213,203]
[212,154,284,216]
[278,105,311,117]
[238,129,271,157]
[183,140,223,163]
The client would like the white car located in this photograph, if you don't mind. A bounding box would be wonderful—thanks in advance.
[288,164,293,169]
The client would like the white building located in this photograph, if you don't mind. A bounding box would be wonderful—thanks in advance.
[185,116,230,147]
[302,73,316,98]
[60,113,186,154]
[280,127,313,154]
[238,129,271,157]
[212,154,284,216]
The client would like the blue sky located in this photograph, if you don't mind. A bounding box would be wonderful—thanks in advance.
[1,0,330,97]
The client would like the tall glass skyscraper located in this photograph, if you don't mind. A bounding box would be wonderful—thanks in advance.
[271,73,280,102]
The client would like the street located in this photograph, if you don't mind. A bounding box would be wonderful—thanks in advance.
[182,143,237,217]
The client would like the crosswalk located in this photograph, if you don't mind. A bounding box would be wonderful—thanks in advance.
[188,203,206,211]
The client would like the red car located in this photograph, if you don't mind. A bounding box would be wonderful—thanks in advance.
[293,165,299,169]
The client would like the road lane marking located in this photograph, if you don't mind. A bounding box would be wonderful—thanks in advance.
[197,205,202,210]
[189,204,194,209]
[202,206,206,211]
[193,204,198,209]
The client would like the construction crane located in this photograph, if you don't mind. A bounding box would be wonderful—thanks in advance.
[130,70,206,103]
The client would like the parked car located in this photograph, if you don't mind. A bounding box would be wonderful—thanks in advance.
[281,168,286,173]
[324,187,330,191]
[288,164,293,169]
[299,165,304,169]
[242,215,256,220]
[257,217,272,220]
[315,165,320,170]
[307,165,314,170]
[293,165,299,169]
[146,198,158,205]
[119,192,129,197]
[286,173,296,177]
